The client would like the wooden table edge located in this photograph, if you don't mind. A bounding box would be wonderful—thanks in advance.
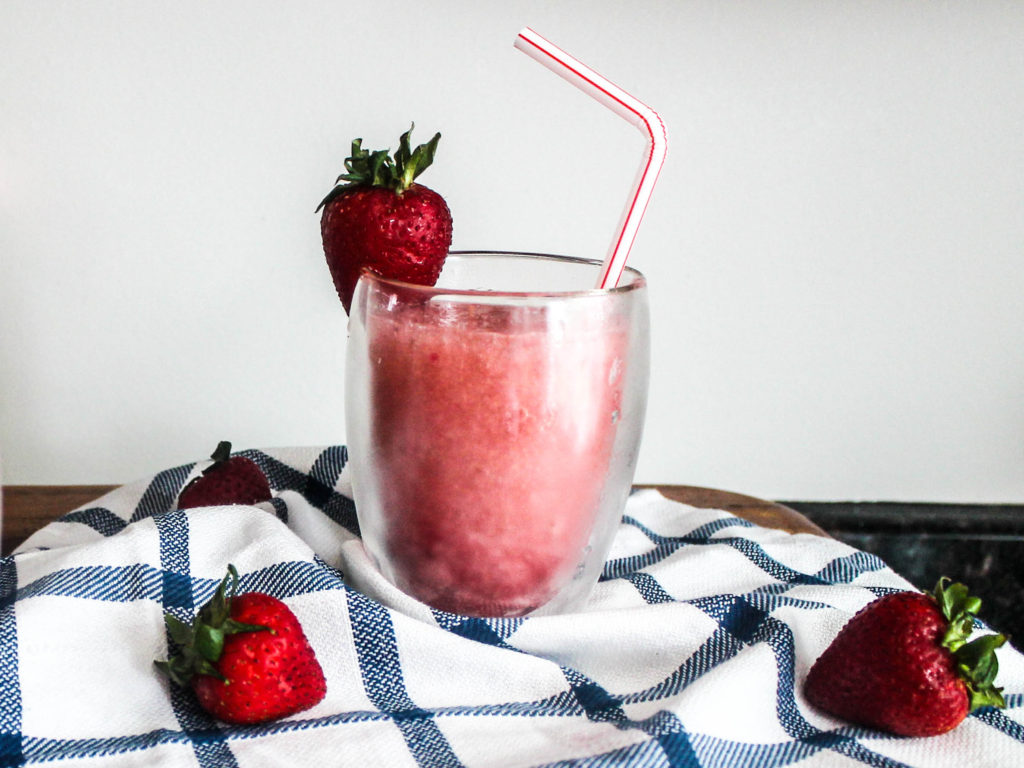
[639,485,828,537]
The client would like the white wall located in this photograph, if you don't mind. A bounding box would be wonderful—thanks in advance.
[2,1,1022,501]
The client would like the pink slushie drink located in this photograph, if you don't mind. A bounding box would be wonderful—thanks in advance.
[346,253,649,617]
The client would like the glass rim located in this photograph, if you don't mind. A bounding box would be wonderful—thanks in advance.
[356,250,647,300]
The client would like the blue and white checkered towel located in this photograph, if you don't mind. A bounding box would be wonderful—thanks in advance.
[3,446,1022,767]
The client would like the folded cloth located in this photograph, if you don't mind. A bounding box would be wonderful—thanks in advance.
[2,446,1021,767]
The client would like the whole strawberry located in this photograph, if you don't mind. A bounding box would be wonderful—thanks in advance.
[805,577,1006,737]
[177,441,272,509]
[317,124,453,313]
[156,565,326,724]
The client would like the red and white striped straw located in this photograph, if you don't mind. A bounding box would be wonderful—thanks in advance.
[515,27,667,289]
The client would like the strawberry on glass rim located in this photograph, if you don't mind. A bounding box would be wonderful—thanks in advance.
[317,124,453,313]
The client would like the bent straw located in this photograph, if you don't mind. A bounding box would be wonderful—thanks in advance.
[514,27,667,289]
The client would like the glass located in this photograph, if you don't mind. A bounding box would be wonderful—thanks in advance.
[345,252,650,617]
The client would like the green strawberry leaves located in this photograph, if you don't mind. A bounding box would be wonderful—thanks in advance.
[337,139,392,188]
[931,576,1008,712]
[394,125,440,190]
[155,565,268,688]
[957,633,1007,710]
[316,124,442,211]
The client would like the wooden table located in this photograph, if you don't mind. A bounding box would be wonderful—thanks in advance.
[1,484,826,555]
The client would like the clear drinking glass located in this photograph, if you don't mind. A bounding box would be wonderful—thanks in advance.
[345,252,650,617]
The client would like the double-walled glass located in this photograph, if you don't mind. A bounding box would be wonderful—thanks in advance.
[345,252,650,617]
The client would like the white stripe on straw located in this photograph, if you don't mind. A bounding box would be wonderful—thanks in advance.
[515,27,667,289]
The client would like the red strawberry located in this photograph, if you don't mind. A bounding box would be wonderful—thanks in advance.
[156,565,327,724]
[805,577,1007,737]
[317,124,453,313]
[177,441,272,509]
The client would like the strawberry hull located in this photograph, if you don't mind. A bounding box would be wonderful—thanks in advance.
[346,253,649,617]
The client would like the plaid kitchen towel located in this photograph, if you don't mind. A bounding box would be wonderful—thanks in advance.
[2,446,1022,767]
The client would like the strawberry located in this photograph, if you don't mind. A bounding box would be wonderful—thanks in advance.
[177,441,272,509]
[804,577,1007,737]
[317,124,453,313]
[156,565,327,724]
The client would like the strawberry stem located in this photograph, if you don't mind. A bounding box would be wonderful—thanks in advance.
[210,441,232,464]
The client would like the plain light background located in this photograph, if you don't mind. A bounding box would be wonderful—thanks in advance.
[2,1,1022,501]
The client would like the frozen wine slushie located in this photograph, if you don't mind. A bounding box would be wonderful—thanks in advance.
[346,253,649,617]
